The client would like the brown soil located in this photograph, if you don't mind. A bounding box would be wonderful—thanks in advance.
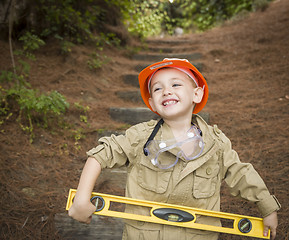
[0,0,288,239]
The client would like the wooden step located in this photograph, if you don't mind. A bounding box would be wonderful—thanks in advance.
[145,38,192,45]
[135,62,202,73]
[109,107,159,125]
[122,74,139,88]
[132,53,202,62]
[56,167,127,239]
[146,46,197,53]
[109,107,210,125]
[115,91,143,103]
[55,213,124,239]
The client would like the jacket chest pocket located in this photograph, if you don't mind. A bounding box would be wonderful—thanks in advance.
[193,155,220,199]
[137,157,172,194]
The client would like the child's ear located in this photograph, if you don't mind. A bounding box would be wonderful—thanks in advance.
[149,97,157,112]
[192,87,204,104]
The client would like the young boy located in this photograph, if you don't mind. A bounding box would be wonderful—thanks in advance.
[68,58,280,239]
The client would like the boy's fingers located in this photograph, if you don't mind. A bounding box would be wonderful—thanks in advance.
[263,226,269,237]
[85,205,96,224]
[263,226,277,240]
[271,228,276,240]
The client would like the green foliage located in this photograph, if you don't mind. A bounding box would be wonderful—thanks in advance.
[87,52,110,70]
[0,85,10,118]
[16,32,45,60]
[19,32,45,52]
[0,70,15,83]
[0,64,28,86]
[7,0,270,43]
[38,0,100,43]
[71,127,85,151]
[74,102,90,124]
[97,33,121,48]
[8,85,68,124]
[107,0,268,36]
[175,0,262,31]
[108,0,167,38]
[35,0,122,47]
[163,16,177,36]
[16,60,31,79]
[60,40,75,54]
[0,74,69,142]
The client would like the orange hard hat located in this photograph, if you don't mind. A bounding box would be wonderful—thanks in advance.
[138,58,209,114]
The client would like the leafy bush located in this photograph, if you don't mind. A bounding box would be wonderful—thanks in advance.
[74,102,90,124]
[174,0,271,31]
[87,52,110,70]
[12,32,46,61]
[33,0,123,47]
[107,0,167,38]
[37,0,103,43]
[0,79,69,142]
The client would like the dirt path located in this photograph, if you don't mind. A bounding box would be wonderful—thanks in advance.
[0,0,288,239]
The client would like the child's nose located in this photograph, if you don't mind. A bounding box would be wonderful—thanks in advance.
[163,87,172,96]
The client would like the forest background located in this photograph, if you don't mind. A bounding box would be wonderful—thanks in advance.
[0,0,271,144]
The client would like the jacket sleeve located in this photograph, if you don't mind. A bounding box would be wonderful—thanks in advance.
[86,124,144,169]
[217,127,281,217]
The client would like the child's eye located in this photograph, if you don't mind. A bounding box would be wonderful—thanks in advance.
[153,87,161,92]
[172,83,181,87]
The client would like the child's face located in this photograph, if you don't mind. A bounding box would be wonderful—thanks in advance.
[148,68,203,120]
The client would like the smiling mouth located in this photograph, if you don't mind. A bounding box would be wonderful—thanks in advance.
[162,100,178,106]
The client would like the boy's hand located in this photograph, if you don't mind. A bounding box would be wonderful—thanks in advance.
[68,157,102,224]
[68,199,96,224]
[263,211,278,239]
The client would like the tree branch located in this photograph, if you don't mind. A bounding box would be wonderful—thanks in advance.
[8,0,18,86]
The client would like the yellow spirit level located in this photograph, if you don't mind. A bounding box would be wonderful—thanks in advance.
[66,189,269,239]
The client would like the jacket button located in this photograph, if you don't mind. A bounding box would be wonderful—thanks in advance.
[213,125,221,134]
[148,120,155,126]
[206,167,212,175]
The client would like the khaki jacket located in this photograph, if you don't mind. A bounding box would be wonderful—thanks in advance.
[87,115,280,240]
